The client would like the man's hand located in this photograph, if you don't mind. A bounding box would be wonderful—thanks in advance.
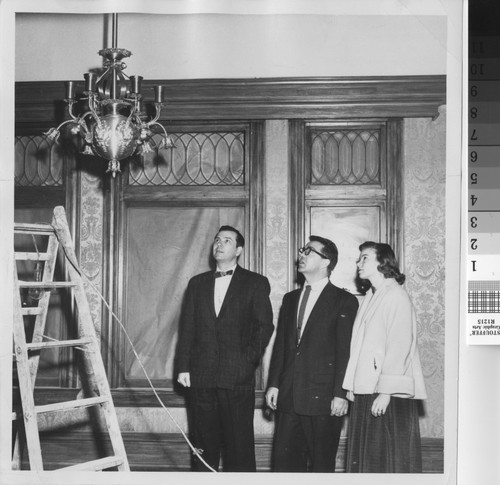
[177,372,191,387]
[265,387,279,410]
[371,393,391,417]
[330,396,348,417]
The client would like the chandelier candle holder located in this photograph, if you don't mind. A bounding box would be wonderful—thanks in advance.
[44,14,174,177]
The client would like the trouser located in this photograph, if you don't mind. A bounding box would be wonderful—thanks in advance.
[273,410,343,472]
[189,387,256,472]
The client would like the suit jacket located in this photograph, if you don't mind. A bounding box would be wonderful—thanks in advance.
[267,282,358,415]
[176,265,274,390]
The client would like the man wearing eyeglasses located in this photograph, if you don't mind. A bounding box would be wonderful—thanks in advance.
[176,225,274,472]
[266,235,358,472]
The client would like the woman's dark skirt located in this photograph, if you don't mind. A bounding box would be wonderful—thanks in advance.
[346,394,422,473]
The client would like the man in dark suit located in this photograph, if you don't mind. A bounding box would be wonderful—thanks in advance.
[266,235,358,472]
[176,225,274,472]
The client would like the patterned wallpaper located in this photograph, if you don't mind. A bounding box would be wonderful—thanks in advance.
[256,120,292,434]
[403,106,446,438]
[78,171,105,339]
[262,120,290,383]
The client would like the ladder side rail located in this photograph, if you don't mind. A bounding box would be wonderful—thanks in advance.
[28,233,60,384]
[14,233,64,469]
[51,207,130,471]
[11,427,24,470]
[12,274,44,471]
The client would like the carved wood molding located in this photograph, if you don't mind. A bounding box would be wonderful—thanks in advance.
[16,76,446,129]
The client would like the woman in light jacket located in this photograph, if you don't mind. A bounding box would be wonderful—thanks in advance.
[343,241,426,473]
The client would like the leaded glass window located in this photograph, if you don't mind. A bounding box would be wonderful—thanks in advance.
[310,128,380,185]
[15,135,66,187]
[129,131,245,186]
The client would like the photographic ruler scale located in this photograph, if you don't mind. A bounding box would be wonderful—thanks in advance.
[468,12,500,344]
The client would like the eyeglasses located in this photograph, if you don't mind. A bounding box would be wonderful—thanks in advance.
[298,246,328,259]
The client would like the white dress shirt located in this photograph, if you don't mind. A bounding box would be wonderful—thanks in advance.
[214,265,236,316]
[297,277,329,341]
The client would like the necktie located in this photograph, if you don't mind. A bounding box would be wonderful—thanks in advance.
[297,285,311,345]
[215,269,233,278]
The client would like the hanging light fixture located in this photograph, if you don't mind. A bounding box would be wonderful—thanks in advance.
[44,13,174,177]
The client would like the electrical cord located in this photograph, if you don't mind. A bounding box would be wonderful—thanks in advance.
[48,223,218,473]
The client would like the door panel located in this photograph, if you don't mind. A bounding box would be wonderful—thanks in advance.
[122,205,245,387]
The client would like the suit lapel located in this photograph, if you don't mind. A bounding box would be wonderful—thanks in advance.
[202,272,216,320]
[298,283,336,345]
[289,290,302,344]
[216,265,242,319]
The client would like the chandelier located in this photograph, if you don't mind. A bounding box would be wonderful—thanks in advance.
[44,13,174,177]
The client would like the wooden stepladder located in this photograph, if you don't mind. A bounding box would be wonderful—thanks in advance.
[12,206,129,472]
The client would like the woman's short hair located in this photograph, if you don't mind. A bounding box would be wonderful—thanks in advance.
[359,241,405,285]
[309,235,338,275]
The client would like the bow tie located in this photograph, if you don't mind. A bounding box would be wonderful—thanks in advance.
[215,269,234,278]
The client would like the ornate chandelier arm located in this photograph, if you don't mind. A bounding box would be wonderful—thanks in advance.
[147,120,167,135]
[78,111,98,134]
[43,119,78,141]
[66,100,80,122]
[63,82,81,123]
[147,121,175,149]
[140,85,165,127]
[144,104,163,127]
[124,95,139,125]
[85,93,104,128]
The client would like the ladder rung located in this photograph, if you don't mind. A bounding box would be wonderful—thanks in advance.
[59,456,124,471]
[18,281,76,289]
[27,338,94,351]
[14,222,55,235]
[15,252,50,261]
[21,307,43,316]
[35,396,108,414]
